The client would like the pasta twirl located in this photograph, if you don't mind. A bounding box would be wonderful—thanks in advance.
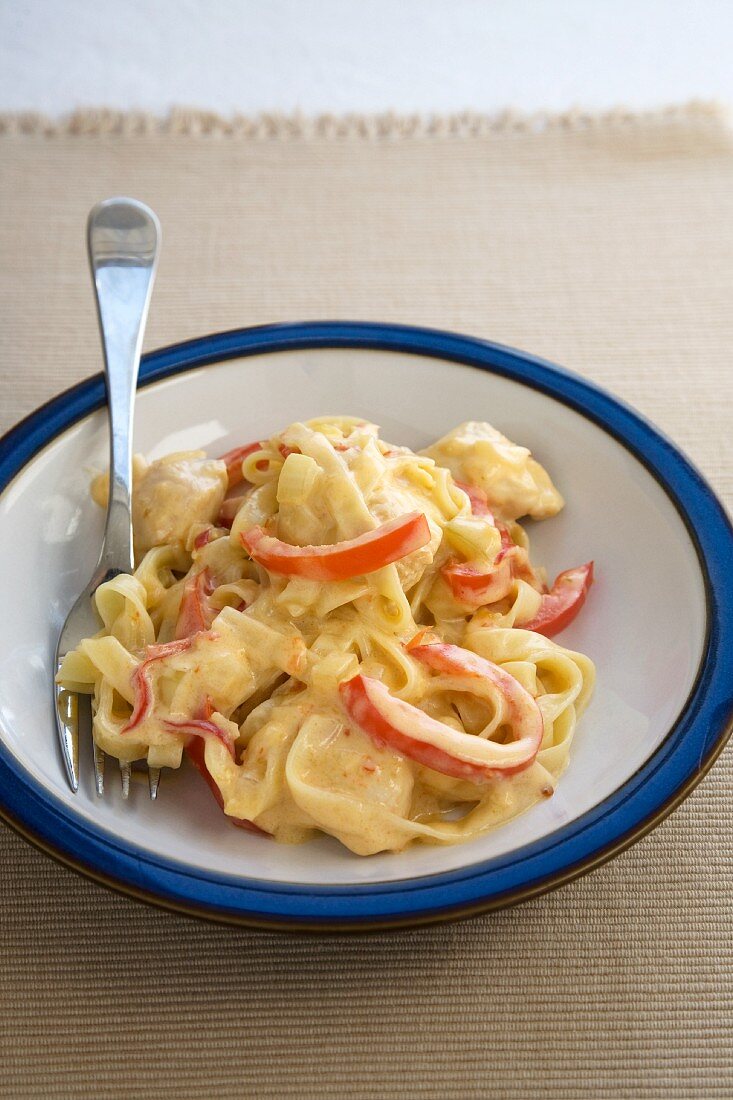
[57,417,595,855]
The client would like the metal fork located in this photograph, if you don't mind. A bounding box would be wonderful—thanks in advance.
[54,197,161,799]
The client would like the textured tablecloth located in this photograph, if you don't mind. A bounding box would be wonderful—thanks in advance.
[1,105,732,1099]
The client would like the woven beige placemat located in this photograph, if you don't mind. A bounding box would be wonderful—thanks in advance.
[1,105,732,1099]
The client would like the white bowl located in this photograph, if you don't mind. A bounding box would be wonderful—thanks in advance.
[1,322,731,929]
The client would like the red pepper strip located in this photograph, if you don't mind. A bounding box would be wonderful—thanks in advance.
[219,441,265,488]
[443,534,543,608]
[410,642,544,774]
[193,527,214,550]
[184,708,270,836]
[497,523,514,552]
[405,627,440,652]
[241,511,431,581]
[122,637,194,732]
[520,562,594,637]
[442,548,515,608]
[340,646,542,781]
[216,495,247,529]
[454,479,492,518]
[174,567,217,640]
[163,715,236,754]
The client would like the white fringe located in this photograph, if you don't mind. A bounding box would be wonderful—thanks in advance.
[0,102,727,139]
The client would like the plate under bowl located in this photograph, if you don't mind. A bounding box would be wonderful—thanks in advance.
[1,322,731,930]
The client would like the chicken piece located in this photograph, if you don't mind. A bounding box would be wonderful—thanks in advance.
[92,451,228,556]
[422,421,563,521]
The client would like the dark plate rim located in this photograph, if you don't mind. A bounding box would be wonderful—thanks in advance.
[1,320,732,931]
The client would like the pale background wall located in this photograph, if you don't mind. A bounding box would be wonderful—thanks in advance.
[1,0,731,116]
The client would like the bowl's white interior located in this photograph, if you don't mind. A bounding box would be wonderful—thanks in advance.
[0,348,706,885]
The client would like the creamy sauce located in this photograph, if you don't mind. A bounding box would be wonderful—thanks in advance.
[59,416,594,855]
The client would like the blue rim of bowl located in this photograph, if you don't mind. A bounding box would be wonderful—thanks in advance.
[1,321,732,931]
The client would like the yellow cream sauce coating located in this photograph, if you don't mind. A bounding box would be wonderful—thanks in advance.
[59,416,594,855]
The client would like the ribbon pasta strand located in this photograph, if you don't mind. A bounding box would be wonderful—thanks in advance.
[57,416,595,855]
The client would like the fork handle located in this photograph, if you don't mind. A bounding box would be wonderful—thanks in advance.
[88,198,161,573]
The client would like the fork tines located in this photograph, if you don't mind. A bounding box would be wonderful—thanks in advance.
[92,745,160,801]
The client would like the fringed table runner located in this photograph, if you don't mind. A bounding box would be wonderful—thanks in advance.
[0,104,731,1099]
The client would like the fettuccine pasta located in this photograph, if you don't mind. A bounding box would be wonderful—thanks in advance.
[58,416,595,855]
